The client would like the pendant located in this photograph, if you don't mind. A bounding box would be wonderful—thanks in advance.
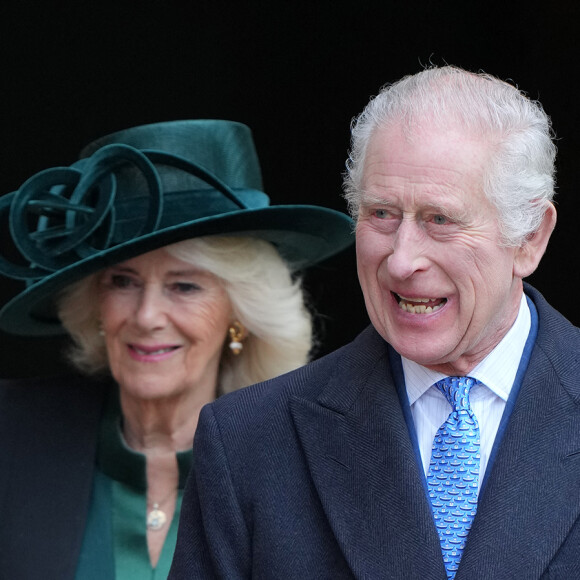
[146,503,167,531]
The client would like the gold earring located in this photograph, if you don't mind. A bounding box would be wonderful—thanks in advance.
[228,321,244,355]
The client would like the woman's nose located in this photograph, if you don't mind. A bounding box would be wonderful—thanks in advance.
[133,285,168,330]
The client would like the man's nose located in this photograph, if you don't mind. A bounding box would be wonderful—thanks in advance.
[386,218,430,280]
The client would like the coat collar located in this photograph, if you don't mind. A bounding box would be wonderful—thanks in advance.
[290,327,446,579]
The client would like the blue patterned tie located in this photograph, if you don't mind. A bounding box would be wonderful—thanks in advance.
[426,376,480,579]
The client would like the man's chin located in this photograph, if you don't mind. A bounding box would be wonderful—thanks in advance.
[389,336,454,367]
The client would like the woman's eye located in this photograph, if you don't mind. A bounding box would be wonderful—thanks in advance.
[374,209,389,219]
[171,282,201,294]
[433,214,447,225]
[110,275,134,288]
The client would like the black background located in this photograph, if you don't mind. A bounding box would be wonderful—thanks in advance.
[0,1,578,378]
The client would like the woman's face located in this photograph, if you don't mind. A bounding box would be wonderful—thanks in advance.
[97,247,232,402]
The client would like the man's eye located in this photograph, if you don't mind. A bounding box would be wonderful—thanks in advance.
[433,215,447,225]
[374,209,389,219]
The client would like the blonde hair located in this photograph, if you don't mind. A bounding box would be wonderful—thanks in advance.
[57,236,313,395]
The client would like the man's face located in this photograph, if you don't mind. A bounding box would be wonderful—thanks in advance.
[356,124,525,375]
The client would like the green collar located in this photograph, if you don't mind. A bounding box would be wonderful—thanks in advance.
[97,387,193,491]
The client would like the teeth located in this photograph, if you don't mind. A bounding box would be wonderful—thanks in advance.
[398,301,444,314]
[133,347,174,355]
[398,295,436,303]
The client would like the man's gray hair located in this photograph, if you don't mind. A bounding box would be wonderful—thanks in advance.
[343,65,556,246]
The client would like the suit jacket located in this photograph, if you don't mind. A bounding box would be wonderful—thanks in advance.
[169,284,580,580]
[0,374,109,580]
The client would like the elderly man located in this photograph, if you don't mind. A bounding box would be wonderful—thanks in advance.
[169,67,579,580]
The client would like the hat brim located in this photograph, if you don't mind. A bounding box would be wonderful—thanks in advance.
[0,205,354,336]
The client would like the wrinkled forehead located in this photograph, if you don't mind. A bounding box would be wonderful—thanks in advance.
[360,122,495,212]
[372,114,499,148]
[364,122,494,176]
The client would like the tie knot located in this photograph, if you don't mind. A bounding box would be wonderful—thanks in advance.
[435,376,477,412]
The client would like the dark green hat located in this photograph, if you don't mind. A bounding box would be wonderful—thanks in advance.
[0,120,353,336]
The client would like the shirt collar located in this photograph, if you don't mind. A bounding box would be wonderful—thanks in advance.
[403,292,531,405]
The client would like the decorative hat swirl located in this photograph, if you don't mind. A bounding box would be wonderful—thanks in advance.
[0,144,250,280]
[0,120,353,336]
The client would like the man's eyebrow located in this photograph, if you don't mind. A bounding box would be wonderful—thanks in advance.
[359,193,398,207]
[359,195,469,223]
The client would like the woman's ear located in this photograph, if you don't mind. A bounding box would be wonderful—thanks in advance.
[513,202,557,279]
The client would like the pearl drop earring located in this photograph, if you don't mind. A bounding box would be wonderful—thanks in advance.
[228,322,244,355]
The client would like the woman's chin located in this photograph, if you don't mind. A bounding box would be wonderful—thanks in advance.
[117,377,186,402]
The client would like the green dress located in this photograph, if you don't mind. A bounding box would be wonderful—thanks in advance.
[75,390,193,579]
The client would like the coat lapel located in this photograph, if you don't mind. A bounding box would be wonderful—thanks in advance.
[0,375,107,580]
[290,327,446,580]
[458,300,580,579]
[289,288,579,579]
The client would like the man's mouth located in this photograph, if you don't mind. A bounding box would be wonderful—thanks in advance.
[395,294,447,314]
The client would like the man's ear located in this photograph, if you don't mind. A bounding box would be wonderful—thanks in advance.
[513,202,557,278]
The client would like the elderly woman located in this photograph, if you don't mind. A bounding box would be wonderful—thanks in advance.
[0,120,353,579]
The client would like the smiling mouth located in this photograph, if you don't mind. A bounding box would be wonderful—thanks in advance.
[129,345,180,356]
[395,294,447,314]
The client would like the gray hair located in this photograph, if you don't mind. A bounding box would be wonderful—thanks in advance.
[57,236,313,395]
[343,65,557,246]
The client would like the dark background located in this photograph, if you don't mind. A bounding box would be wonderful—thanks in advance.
[0,1,578,378]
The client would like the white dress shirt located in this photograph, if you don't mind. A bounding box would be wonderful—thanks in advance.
[402,293,531,492]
